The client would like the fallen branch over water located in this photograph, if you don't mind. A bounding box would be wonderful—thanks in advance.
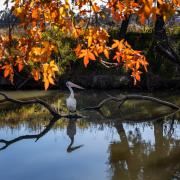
[0,92,85,120]
[0,92,59,117]
[0,92,179,119]
[82,94,180,110]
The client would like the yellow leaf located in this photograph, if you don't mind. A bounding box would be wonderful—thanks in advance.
[88,36,93,47]
[59,7,66,16]
[104,49,109,59]
[112,40,118,49]
[44,77,49,90]
[112,39,124,50]
[48,75,55,85]
[144,5,151,16]
[15,7,23,16]
[31,47,43,56]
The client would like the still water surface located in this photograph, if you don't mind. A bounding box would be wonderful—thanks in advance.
[0,90,179,180]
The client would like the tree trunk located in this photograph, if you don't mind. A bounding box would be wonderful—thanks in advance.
[118,15,131,39]
[153,15,180,67]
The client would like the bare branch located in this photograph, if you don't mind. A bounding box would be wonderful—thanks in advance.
[81,96,120,110]
[100,59,119,68]
[123,95,179,109]
[0,92,84,119]
[0,92,59,117]
[82,94,180,110]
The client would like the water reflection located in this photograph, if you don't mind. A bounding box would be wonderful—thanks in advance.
[109,117,180,180]
[66,120,84,153]
[0,117,59,150]
[0,90,179,180]
[0,117,84,153]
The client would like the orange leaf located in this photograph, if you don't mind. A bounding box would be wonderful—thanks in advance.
[32,8,38,19]
[4,68,10,78]
[2,64,12,78]
[75,44,82,57]
[78,49,96,67]
[52,11,58,19]
[131,71,142,85]
[32,69,40,81]
[92,3,100,13]
[88,51,96,60]
[16,57,24,72]
[2,64,14,83]
[18,63,24,72]
[84,54,89,67]
[113,52,122,63]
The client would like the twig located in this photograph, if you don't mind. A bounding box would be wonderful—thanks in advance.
[100,59,119,68]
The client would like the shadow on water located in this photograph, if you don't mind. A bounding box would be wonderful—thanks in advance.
[0,90,180,180]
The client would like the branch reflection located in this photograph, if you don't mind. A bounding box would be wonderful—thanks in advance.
[0,117,83,153]
[0,117,59,150]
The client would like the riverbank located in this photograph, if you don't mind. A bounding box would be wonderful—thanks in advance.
[0,72,180,91]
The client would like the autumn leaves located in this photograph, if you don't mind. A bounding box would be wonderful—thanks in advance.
[0,0,179,89]
[75,35,148,85]
[75,27,110,67]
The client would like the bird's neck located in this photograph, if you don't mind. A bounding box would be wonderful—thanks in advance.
[68,86,74,98]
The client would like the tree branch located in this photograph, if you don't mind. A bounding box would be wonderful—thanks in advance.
[81,96,120,110]
[0,92,59,117]
[155,43,180,66]
[82,94,180,110]
[0,92,84,119]
[153,15,180,67]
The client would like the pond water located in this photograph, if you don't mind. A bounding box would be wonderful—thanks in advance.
[0,90,179,180]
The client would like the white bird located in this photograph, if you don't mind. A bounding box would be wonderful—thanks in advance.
[66,81,84,113]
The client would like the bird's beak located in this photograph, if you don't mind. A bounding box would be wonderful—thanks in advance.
[69,82,84,89]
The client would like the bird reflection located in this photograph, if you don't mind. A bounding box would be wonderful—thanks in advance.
[66,119,83,153]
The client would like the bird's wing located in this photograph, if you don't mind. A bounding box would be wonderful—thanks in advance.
[66,97,77,112]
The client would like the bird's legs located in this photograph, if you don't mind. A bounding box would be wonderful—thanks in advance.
[68,111,77,118]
